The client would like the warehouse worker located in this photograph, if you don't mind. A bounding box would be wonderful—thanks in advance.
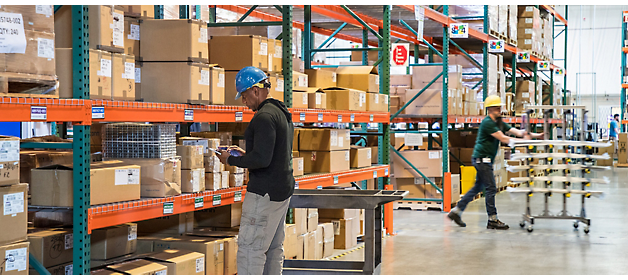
[610,114,620,155]
[447,95,543,230]
[216,66,294,275]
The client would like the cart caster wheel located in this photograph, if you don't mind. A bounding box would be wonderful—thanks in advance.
[527,226,533,233]
[584,227,590,234]
[573,222,579,229]
[519,222,525,228]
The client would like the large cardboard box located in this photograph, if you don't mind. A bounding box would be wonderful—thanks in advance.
[28,229,73,268]
[292,90,310,109]
[267,73,285,102]
[306,88,327,109]
[19,150,73,185]
[304,231,316,260]
[301,150,351,173]
[403,89,456,115]
[391,150,444,178]
[324,87,366,111]
[3,30,55,76]
[91,223,138,260]
[350,146,373,168]
[294,208,308,236]
[55,5,124,50]
[177,145,204,169]
[107,259,168,275]
[0,184,27,245]
[140,19,208,62]
[112,53,136,101]
[306,69,337,88]
[209,35,268,71]
[30,162,141,206]
[154,236,224,275]
[319,218,354,250]
[140,62,210,104]
[293,157,304,177]
[0,5,54,33]
[0,136,20,186]
[336,66,379,93]
[181,168,205,193]
[307,209,319,233]
[619,133,628,164]
[194,203,242,228]
[145,249,205,275]
[124,17,141,57]
[209,65,226,105]
[57,48,112,99]
[284,224,298,259]
[0,241,29,275]
[268,39,283,73]
[299,129,351,151]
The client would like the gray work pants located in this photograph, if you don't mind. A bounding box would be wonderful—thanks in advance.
[237,192,291,275]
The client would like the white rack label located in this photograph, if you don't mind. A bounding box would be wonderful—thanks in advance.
[317,185,322,190]
[98,59,112,77]
[163,202,174,214]
[184,109,194,121]
[5,247,27,271]
[234,191,242,202]
[318,113,323,121]
[199,70,210,85]
[65,233,73,250]
[259,42,268,55]
[0,12,26,53]
[199,27,207,42]
[3,192,24,216]
[235,112,243,122]
[338,115,342,122]
[37,38,54,59]
[373,171,378,178]
[128,24,140,40]
[155,269,167,275]
[196,257,205,273]
[217,73,225,88]
[92,107,105,119]
[0,140,19,162]
[370,115,374,122]
[112,12,124,47]
[135,67,141,83]
[128,226,137,241]
[36,5,53,17]
[334,176,339,185]
[274,45,282,58]
[300,113,305,122]
[30,106,47,120]
[124,62,135,80]
[298,159,303,171]
[385,168,389,176]
[525,18,532,24]
[213,195,221,206]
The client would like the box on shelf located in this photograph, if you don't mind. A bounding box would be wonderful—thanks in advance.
[267,73,285,102]
[153,236,224,275]
[336,66,379,93]
[91,223,138,260]
[209,35,268,71]
[299,129,351,151]
[350,146,372,168]
[204,172,222,191]
[30,162,141,206]
[403,89,453,116]
[29,262,74,275]
[294,208,307,236]
[267,39,283,73]
[305,69,337,88]
[139,62,210,104]
[0,5,54,33]
[292,89,310,109]
[194,203,242,228]
[185,231,238,275]
[0,184,27,245]
[187,133,227,148]
[0,136,20,186]
[177,145,204,169]
[307,209,319,234]
[366,93,389,112]
[112,53,136,101]
[301,150,350,173]
[304,231,316,260]
[136,213,193,237]
[228,173,244,187]
[306,88,327,109]
[223,71,240,105]
[391,150,444,178]
[292,71,309,91]
[293,157,304,177]
[140,19,208,62]
[284,224,298,259]
[2,30,56,76]
[181,168,205,193]
[318,218,354,250]
[390,74,412,88]
[324,87,366,111]
[57,48,111,99]
[118,158,181,198]
[121,5,155,18]
[145,249,205,275]
[209,65,226,105]
[124,17,141,57]
[107,259,168,275]
[28,229,73,268]
[55,5,125,51]
[0,241,29,275]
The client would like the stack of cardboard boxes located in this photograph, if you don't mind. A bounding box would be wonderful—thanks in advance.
[318,209,359,251]
[517,6,542,54]
[176,143,206,193]
[177,137,229,191]
[296,128,351,174]
[617,133,628,166]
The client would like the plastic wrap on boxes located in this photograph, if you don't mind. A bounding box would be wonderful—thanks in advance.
[488,6,499,33]
[163,5,179,19]
[498,6,508,36]
[508,5,517,40]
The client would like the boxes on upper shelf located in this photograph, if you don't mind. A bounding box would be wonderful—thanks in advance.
[350,146,372,168]
[0,136,20,186]
[299,129,351,151]
[324,87,366,111]
[0,5,54,33]
[291,89,310,109]
[267,39,283,74]
[366,93,389,112]
[209,64,226,105]
[306,88,327,109]
[139,62,210,104]
[305,69,337,89]
[0,241,29,275]
[124,17,141,58]
[2,30,56,76]
[301,150,350,173]
[140,19,208,62]
[335,66,379,93]
[267,73,285,102]
[209,35,268,71]
[0,184,27,246]
[57,49,111,99]
[112,53,136,101]
[55,5,125,51]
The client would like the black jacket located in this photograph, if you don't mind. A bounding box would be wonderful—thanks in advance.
[228,98,295,201]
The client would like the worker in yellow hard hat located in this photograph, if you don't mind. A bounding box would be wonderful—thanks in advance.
[448,95,543,230]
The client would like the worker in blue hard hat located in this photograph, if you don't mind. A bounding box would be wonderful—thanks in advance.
[216,66,294,275]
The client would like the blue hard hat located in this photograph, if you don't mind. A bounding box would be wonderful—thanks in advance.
[235,66,268,100]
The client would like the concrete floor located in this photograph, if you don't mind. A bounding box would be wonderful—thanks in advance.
[333,168,628,274]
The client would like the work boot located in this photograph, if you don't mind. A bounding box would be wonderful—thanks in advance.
[447,211,466,227]
[487,219,510,230]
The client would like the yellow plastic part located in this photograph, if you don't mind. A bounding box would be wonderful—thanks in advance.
[566,193,571,198]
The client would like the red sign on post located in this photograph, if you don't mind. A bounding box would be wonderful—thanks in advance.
[391,43,409,67]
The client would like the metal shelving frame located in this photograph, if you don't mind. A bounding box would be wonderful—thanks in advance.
[622,10,628,130]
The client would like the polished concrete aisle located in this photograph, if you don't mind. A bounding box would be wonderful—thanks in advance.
[337,168,628,274]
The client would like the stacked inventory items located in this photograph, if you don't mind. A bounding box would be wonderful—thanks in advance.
[178,137,222,193]
[296,128,351,174]
[0,5,58,98]
[103,123,176,159]
[514,80,536,115]
[176,143,206,193]
[507,5,518,46]
[55,5,137,100]
[0,136,29,275]
[305,69,335,109]
[541,14,554,61]
[517,6,542,56]
[487,6,499,38]
[406,64,463,116]
[507,109,610,233]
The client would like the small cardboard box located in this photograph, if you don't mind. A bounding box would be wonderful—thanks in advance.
[140,19,208,62]
[304,231,316,260]
[112,53,136,101]
[291,90,310,109]
[154,236,225,275]
[307,88,327,109]
[30,162,141,206]
[228,173,244,187]
[145,249,205,275]
[307,209,319,233]
[181,168,205,193]
[336,66,379,93]
[305,69,337,88]
[366,93,388,112]
[319,218,354,250]
[124,17,140,57]
[28,229,74,268]
[0,241,29,275]
[0,136,20,186]
[107,259,168,275]
[0,184,27,245]
[268,39,283,73]
[91,223,138,260]
[267,73,285,102]
[301,150,351,173]
[58,49,113,99]
[293,71,309,91]
[294,208,307,236]
[350,146,373,168]
[205,172,222,191]
[299,129,351,151]
[324,87,366,111]
[136,213,194,236]
[293,157,304,177]
[140,62,210,104]
[204,155,222,173]
[221,171,229,189]
[284,224,298,259]
[177,145,205,169]
[209,35,268,71]
[209,65,226,105]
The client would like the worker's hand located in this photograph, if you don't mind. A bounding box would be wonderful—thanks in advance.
[217,150,230,165]
[229,146,246,155]
[535,132,544,139]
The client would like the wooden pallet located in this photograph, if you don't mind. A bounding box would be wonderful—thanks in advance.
[615,163,628,168]
[508,38,517,47]
[393,200,442,211]
[0,72,59,98]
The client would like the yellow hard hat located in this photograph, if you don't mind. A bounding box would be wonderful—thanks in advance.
[484,95,504,108]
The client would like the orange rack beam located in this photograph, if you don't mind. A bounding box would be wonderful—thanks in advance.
[294,165,390,190]
[291,108,390,123]
[393,115,562,124]
[623,84,628,89]
[0,97,91,125]
[623,47,628,53]
[540,5,568,26]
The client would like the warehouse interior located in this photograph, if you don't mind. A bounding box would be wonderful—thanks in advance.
[0,4,627,276]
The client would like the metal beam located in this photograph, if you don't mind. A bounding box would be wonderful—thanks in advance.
[314,22,347,53]
[341,5,384,41]
[390,72,443,120]
[207,21,283,27]
[282,6,293,108]
[304,5,312,70]
[449,39,483,69]
[237,5,258,22]
[399,19,443,58]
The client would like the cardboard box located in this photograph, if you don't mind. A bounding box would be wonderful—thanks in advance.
[209,35,268,71]
[221,71,238,105]
[177,145,204,169]
[292,71,309,91]
[19,150,73,185]
[292,157,304,177]
[154,236,224,275]
[370,146,379,164]
[294,208,307,236]
[319,218,354,250]
[321,222,334,258]
[366,93,389,112]
[124,17,141,57]
[181,168,205,193]
[194,203,242,228]
[393,179,427,198]
[0,5,54,32]
[307,209,319,233]
[28,229,73,268]
[221,171,229,189]
[390,74,412,88]
[0,241,29,275]
[3,30,55,76]
[184,232,238,275]
[324,87,366,111]
[140,62,210,104]
[178,137,215,155]
[111,53,136,101]
[336,66,379,93]
[140,19,208,62]
[0,184,27,245]
[268,39,283,73]
[296,234,304,260]
[30,162,141,206]
[351,50,379,62]
[306,88,327,109]
[404,89,455,115]
[57,48,111,99]
[91,223,138,260]
[318,209,359,220]
[30,262,74,275]
[204,155,222,173]
[209,65,226,105]
[189,132,231,147]
[205,172,221,191]
[228,173,244,187]
[224,164,243,175]
[267,73,285,102]
[145,249,205,275]
[350,146,373,168]
[121,5,155,18]
[301,150,351,173]
[55,5,124,50]
[299,129,351,151]
[619,133,628,164]
[391,150,444,178]
[107,259,168,275]
[306,69,337,88]
[304,231,316,260]
[0,136,20,186]
[284,224,298,259]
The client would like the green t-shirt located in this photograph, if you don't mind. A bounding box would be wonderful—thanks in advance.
[472,116,512,161]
